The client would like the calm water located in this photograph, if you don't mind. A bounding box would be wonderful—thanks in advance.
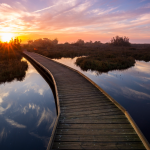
[53,57,150,143]
[0,58,56,150]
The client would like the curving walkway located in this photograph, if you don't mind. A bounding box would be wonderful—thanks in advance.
[23,51,149,150]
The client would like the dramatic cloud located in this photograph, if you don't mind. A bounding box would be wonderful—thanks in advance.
[21,103,40,115]
[0,104,11,115]
[5,118,26,128]
[0,128,5,142]
[0,92,9,104]
[37,108,55,130]
[121,87,150,100]
[0,0,150,42]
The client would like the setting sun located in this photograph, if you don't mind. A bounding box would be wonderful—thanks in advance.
[1,33,14,42]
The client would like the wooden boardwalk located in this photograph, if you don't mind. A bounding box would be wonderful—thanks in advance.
[24,51,150,150]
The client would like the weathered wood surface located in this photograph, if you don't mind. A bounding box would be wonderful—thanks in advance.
[24,51,147,150]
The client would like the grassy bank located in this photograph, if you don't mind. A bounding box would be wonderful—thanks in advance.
[76,51,135,72]
[0,40,28,83]
[26,38,150,72]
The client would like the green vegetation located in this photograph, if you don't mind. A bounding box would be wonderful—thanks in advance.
[26,37,150,72]
[0,38,28,83]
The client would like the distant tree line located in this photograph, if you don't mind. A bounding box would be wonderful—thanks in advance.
[26,35,131,50]
[27,38,58,50]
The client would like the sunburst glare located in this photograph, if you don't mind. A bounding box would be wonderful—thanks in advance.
[1,33,15,42]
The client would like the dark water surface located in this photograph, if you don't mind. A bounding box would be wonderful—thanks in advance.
[53,57,150,143]
[0,58,56,150]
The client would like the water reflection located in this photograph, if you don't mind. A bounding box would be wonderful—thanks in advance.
[53,57,150,143]
[0,58,56,150]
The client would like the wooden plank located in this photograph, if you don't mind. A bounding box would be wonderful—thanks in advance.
[60,109,123,116]
[59,118,129,124]
[58,90,102,95]
[58,91,105,96]
[60,104,114,109]
[58,88,100,93]
[59,114,126,120]
[59,98,111,104]
[59,95,108,100]
[58,89,101,93]
[57,85,100,90]
[59,91,105,97]
[61,111,122,118]
[57,81,92,85]
[60,104,116,111]
[57,123,132,129]
[60,111,124,118]
[56,128,136,135]
[59,99,112,105]
[59,95,109,100]
[52,141,145,149]
[61,106,119,113]
[54,134,141,142]
[60,102,113,108]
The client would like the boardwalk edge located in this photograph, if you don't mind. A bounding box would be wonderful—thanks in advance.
[23,52,60,150]
[125,111,150,150]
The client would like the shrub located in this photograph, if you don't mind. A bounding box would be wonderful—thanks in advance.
[64,42,69,45]
[75,39,84,46]
[76,56,135,72]
[110,36,131,46]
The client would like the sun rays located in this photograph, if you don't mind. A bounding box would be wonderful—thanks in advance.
[1,33,15,42]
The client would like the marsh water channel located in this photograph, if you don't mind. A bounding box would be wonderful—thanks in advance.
[53,57,150,143]
[0,58,56,150]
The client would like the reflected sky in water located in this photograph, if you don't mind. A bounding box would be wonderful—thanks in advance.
[0,58,56,150]
[53,57,150,142]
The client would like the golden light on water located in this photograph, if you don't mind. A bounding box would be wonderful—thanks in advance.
[1,33,14,42]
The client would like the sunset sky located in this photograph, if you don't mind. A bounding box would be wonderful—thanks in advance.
[0,0,150,43]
